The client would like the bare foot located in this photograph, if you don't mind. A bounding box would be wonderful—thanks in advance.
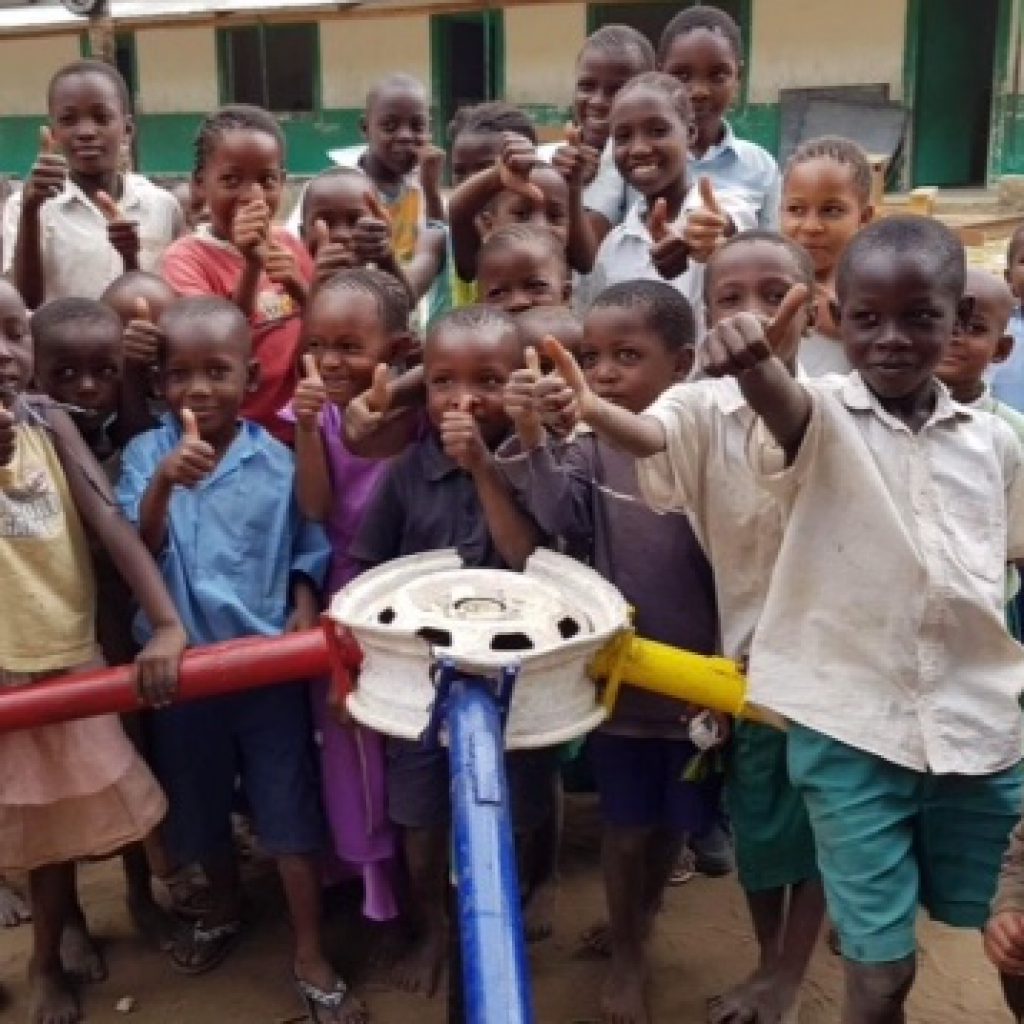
[708,971,800,1024]
[128,890,177,951]
[28,965,79,1024]
[601,956,650,1024]
[388,929,445,997]
[579,920,612,958]
[367,919,408,970]
[524,879,557,943]
[0,878,30,927]
[60,919,107,983]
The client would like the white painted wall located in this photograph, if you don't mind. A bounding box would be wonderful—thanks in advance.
[749,0,908,103]
[0,34,82,115]
[504,3,586,107]
[320,14,430,109]
[135,26,218,113]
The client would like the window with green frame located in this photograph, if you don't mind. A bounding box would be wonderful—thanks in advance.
[217,23,318,114]
[588,2,747,56]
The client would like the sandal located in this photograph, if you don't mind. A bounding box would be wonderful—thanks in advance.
[161,868,213,921]
[294,972,368,1024]
[170,919,242,975]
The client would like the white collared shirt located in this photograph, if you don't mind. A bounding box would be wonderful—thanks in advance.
[637,376,785,662]
[747,371,1024,775]
[2,173,182,303]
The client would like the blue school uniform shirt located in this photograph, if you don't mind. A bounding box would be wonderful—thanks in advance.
[990,306,1024,413]
[689,121,781,230]
[117,415,330,647]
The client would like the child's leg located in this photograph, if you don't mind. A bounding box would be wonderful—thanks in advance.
[122,841,175,948]
[60,884,106,984]
[28,861,79,1024]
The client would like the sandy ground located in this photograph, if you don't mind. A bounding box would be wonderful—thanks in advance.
[0,795,1012,1024]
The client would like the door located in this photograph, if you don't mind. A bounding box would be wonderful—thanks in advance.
[430,11,504,140]
[911,0,999,186]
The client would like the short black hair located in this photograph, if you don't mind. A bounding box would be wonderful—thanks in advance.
[514,305,583,346]
[836,215,966,304]
[312,268,411,336]
[581,24,656,71]
[299,165,369,221]
[658,6,743,64]
[193,104,285,177]
[1007,223,1024,268]
[614,71,694,123]
[366,73,427,113]
[101,270,176,308]
[48,59,130,115]
[478,225,568,270]
[785,136,873,206]
[447,101,537,146]
[590,280,696,352]
[159,296,251,356]
[426,304,519,350]
[32,297,121,354]
[705,229,816,297]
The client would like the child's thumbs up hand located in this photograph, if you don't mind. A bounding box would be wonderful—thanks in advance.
[354,191,395,267]
[294,352,328,433]
[417,143,446,196]
[441,394,488,473]
[683,175,732,264]
[0,395,16,468]
[343,362,392,446]
[265,240,308,306]
[648,197,693,281]
[123,296,164,367]
[498,132,545,204]
[704,283,809,379]
[232,189,271,265]
[312,219,356,286]
[552,122,600,192]
[25,124,67,210]
[540,335,592,432]
[161,407,217,488]
[367,362,390,414]
[96,189,142,270]
[504,346,546,449]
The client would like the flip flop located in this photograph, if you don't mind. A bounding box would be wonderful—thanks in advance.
[170,919,242,975]
[294,973,369,1024]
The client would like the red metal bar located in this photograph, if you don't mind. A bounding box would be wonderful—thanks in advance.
[0,624,353,735]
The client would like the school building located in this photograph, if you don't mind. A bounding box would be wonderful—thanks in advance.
[0,0,1019,190]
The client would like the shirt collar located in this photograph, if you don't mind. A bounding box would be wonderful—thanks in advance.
[620,199,650,240]
[692,121,737,163]
[839,371,972,431]
[55,173,140,213]
[420,430,463,482]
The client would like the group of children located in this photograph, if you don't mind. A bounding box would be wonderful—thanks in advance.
[4,6,1024,1024]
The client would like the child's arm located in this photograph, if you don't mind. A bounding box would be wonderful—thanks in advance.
[441,397,541,571]
[287,574,321,632]
[293,355,333,523]
[47,408,186,704]
[702,286,811,456]
[402,223,446,301]
[95,190,142,274]
[137,409,216,554]
[419,144,447,224]
[230,193,271,317]
[553,127,602,274]
[351,193,424,304]
[116,298,161,443]
[11,127,67,309]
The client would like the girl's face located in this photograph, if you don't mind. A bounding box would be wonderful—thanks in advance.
[782,158,872,281]
[611,87,692,203]
[198,128,285,240]
[49,71,131,183]
[574,47,649,151]
[660,29,740,149]
[0,284,31,403]
[303,289,395,409]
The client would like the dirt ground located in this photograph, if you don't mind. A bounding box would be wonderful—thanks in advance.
[0,795,1011,1024]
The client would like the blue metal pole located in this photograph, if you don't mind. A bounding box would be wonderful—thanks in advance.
[446,675,534,1024]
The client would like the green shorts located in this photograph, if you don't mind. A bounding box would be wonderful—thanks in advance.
[726,720,818,892]
[788,723,1022,964]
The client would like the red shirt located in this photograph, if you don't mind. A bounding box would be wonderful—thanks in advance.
[161,227,313,445]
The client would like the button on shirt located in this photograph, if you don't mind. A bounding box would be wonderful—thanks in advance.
[117,416,330,647]
[689,122,781,231]
[746,372,1024,775]
[636,378,785,663]
[2,174,182,302]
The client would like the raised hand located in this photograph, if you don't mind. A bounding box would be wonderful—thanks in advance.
[312,218,356,286]
[353,191,395,266]
[504,346,545,449]
[232,185,270,264]
[683,176,731,264]
[552,122,600,191]
[418,143,446,196]
[96,189,141,269]
[704,283,809,378]
[541,334,594,427]
[649,197,692,281]
[122,297,163,367]
[294,353,328,433]
[441,394,488,472]
[343,363,391,444]
[498,132,545,204]
[24,126,67,210]
[160,407,217,488]
[265,239,307,304]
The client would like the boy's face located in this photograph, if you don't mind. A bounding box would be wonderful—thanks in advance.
[706,240,813,366]
[197,129,285,240]
[611,87,692,201]
[782,158,872,280]
[581,303,692,414]
[451,131,502,187]
[837,249,961,402]
[424,324,521,446]
[304,289,397,408]
[49,71,131,180]
[1006,240,1024,301]
[936,270,1015,398]
[302,175,371,248]
[484,166,571,245]
[362,85,429,177]
[477,243,570,314]
[659,29,739,143]
[160,318,255,450]
[0,284,32,404]
[34,323,123,435]
[574,48,648,151]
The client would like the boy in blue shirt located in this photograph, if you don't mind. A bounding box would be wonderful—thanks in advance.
[117,297,366,1024]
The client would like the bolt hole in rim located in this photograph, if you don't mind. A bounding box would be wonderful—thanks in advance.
[329,549,630,749]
